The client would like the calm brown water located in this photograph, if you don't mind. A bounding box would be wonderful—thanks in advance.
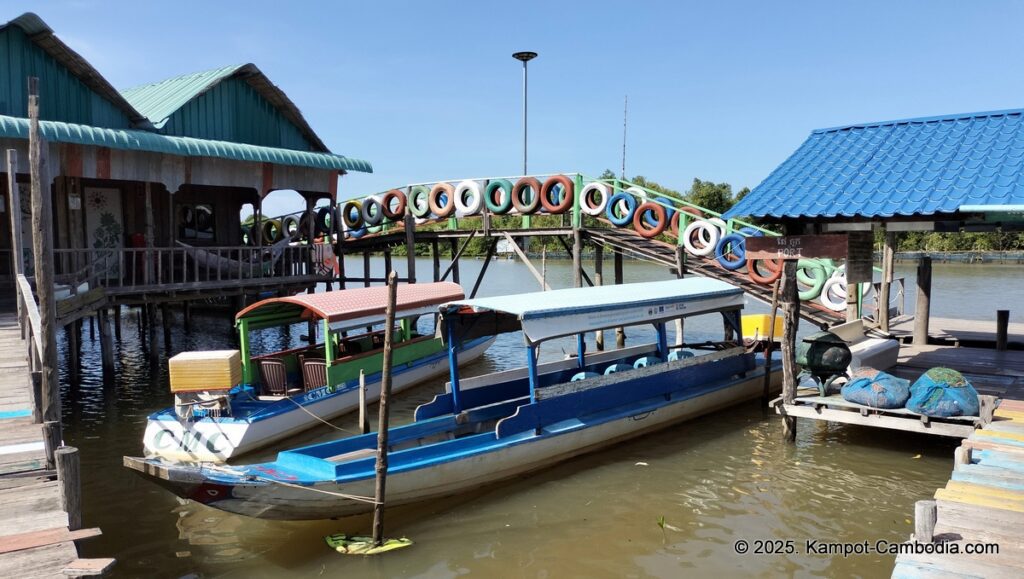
[60,259,1023,578]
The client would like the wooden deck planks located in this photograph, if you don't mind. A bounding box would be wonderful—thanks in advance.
[893,400,1024,577]
[889,316,1024,346]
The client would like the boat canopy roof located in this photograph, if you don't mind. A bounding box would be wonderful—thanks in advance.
[441,278,744,345]
[237,282,464,331]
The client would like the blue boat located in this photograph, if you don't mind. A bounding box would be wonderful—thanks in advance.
[125,278,781,519]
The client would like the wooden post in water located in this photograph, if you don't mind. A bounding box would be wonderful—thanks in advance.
[780,259,799,442]
[594,245,604,351]
[42,420,61,470]
[113,306,122,341]
[161,303,172,349]
[614,248,625,348]
[372,271,399,547]
[762,279,781,407]
[674,245,686,279]
[996,310,1009,351]
[28,77,61,423]
[56,446,81,531]
[572,230,583,288]
[146,304,158,364]
[913,256,932,346]
[914,499,937,543]
[448,239,460,284]
[98,307,114,371]
[182,301,192,333]
[431,240,440,282]
[878,230,896,332]
[383,250,392,283]
[404,213,417,284]
[358,369,369,435]
[67,323,80,381]
[363,251,371,287]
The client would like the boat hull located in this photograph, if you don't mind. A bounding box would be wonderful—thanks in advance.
[127,362,781,519]
[143,336,493,463]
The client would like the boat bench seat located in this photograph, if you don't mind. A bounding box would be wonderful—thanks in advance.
[324,448,377,463]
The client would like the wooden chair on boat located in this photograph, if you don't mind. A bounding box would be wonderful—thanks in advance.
[300,356,328,391]
[258,359,299,396]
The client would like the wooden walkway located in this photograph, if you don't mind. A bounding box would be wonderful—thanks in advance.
[894,344,1024,399]
[889,316,1024,348]
[0,313,112,577]
[893,399,1024,578]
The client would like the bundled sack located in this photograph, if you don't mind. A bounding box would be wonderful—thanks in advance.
[840,367,910,409]
[905,367,979,417]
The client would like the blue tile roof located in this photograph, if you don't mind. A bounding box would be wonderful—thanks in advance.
[724,108,1024,220]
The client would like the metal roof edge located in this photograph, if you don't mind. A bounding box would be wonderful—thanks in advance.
[812,107,1024,134]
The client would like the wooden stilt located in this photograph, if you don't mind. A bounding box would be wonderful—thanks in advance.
[98,308,114,371]
[42,421,61,470]
[161,303,172,349]
[431,240,440,282]
[448,238,460,284]
[358,369,369,435]
[913,500,937,543]
[372,271,399,547]
[88,315,95,341]
[404,213,417,283]
[780,259,799,442]
[146,304,158,364]
[182,301,191,333]
[363,252,371,287]
[383,250,392,278]
[66,323,80,381]
[762,279,781,406]
[996,310,1009,352]
[614,248,625,348]
[572,230,583,288]
[470,238,499,298]
[675,245,686,278]
[594,272,604,351]
[55,446,81,531]
[879,230,896,332]
[113,306,121,341]
[913,256,932,346]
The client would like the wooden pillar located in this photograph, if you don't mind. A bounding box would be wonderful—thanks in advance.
[6,149,22,277]
[98,308,114,371]
[404,213,417,283]
[449,238,460,284]
[780,258,799,442]
[67,322,80,381]
[182,301,192,333]
[614,248,625,348]
[161,303,172,349]
[146,304,158,364]
[383,249,393,277]
[675,245,686,278]
[363,251,371,287]
[113,306,122,341]
[372,271,399,547]
[470,238,498,298]
[431,240,440,282]
[846,283,859,322]
[28,78,61,422]
[572,230,583,288]
[913,256,932,346]
[996,310,1009,351]
[879,230,896,332]
[56,446,82,531]
[42,421,61,470]
[914,500,937,543]
[144,182,154,286]
[594,272,604,351]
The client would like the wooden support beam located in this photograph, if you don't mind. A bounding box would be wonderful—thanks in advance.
[161,303,172,349]
[404,213,417,283]
[996,310,1009,351]
[182,301,192,333]
[28,77,61,423]
[383,249,392,278]
[614,248,625,348]
[98,307,114,371]
[470,238,499,298]
[879,230,896,332]
[913,256,932,346]
[556,235,594,286]
[66,322,80,381]
[674,245,686,279]
[501,232,551,290]
[6,149,22,277]
[56,446,82,531]
[780,258,799,442]
[440,231,477,282]
[42,420,61,470]
[431,239,440,282]
[144,182,154,286]
[363,251,371,287]
[572,230,583,288]
[113,306,122,341]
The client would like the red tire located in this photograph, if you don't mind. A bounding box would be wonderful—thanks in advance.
[540,175,574,214]
[512,177,542,214]
[381,189,407,220]
[632,202,667,238]
[428,183,455,218]
[748,258,783,285]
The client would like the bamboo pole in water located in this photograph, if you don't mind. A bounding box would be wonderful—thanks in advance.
[372,270,399,546]
[780,259,799,442]
[762,278,781,407]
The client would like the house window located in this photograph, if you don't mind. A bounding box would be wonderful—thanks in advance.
[178,203,215,241]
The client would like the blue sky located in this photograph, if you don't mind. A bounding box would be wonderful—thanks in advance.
[22,0,1024,215]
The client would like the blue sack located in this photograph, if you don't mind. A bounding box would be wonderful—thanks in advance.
[905,368,979,417]
[840,369,910,409]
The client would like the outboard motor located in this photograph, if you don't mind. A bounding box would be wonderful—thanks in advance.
[796,331,852,396]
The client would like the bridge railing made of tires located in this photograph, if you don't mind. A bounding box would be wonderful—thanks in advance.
[263,173,885,317]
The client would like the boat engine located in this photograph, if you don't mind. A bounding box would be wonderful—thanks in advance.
[796,331,852,396]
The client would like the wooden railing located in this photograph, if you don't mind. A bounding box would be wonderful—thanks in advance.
[51,244,329,290]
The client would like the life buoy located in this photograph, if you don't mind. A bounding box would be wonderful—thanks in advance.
[261,219,282,244]
[454,180,484,216]
[282,215,300,239]
[748,258,783,285]
[540,175,574,214]
[512,177,542,214]
[409,186,431,218]
[796,259,827,301]
[715,233,747,271]
[428,183,455,218]
[606,192,637,226]
[682,220,720,256]
[485,180,514,214]
[579,182,609,216]
[646,196,676,226]
[341,200,363,229]
[633,202,667,238]
[315,206,333,235]
[381,189,407,220]
[361,195,384,226]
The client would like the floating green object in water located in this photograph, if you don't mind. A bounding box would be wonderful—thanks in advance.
[325,533,413,555]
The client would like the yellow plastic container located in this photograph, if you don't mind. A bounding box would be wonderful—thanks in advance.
[169,350,241,392]
[741,314,784,341]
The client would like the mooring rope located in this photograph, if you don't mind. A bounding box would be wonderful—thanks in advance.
[202,464,378,504]
[235,389,358,435]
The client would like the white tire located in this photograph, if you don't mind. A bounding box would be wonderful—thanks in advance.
[707,217,727,235]
[820,274,848,312]
[683,220,721,256]
[625,186,648,201]
[454,180,484,216]
[580,182,610,216]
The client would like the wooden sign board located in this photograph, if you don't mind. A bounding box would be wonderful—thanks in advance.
[746,234,848,260]
[845,231,873,283]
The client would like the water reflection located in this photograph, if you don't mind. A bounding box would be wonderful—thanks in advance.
[60,259,1016,577]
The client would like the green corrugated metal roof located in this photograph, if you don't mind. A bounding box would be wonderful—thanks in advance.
[121,63,329,152]
[121,64,242,129]
[0,114,372,173]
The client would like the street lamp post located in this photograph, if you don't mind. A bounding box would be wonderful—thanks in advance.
[512,51,537,176]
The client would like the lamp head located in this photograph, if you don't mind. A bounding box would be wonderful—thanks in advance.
[512,51,538,62]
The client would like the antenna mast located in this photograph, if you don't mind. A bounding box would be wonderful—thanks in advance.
[620,95,628,180]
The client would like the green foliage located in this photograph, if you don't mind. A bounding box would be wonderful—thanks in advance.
[687,178,735,215]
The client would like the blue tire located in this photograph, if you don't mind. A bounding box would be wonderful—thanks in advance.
[715,233,747,271]
[606,192,637,226]
[646,196,676,226]
[348,227,367,239]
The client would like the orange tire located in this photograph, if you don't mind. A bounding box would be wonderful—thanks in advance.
[428,183,455,218]
[748,258,783,285]
[539,175,574,214]
[512,177,543,214]
[632,202,667,238]
[381,189,407,220]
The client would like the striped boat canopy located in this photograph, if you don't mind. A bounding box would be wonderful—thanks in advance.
[237,282,464,331]
[442,278,744,345]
